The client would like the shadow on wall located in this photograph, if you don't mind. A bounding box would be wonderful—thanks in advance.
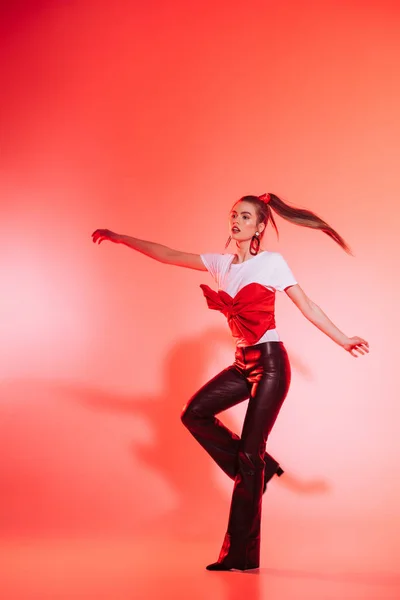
[0,327,329,538]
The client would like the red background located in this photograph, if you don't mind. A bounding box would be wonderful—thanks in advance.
[1,1,399,597]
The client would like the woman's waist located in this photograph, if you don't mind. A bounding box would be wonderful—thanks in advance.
[234,340,287,366]
[234,328,280,347]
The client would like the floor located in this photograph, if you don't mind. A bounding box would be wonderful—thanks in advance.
[2,517,399,600]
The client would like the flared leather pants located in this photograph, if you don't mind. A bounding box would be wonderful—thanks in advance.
[181,341,291,569]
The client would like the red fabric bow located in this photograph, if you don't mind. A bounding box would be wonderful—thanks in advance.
[259,193,271,204]
[200,282,276,345]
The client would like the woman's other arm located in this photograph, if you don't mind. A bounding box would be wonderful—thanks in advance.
[91,229,207,271]
[284,284,369,357]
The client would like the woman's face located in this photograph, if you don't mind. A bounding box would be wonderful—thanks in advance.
[229,201,264,242]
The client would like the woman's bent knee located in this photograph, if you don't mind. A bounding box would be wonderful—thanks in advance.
[180,402,191,427]
[181,400,198,427]
[181,398,207,428]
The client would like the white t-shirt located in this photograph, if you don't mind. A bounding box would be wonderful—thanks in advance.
[200,250,298,346]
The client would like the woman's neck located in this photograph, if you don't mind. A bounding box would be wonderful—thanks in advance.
[233,243,263,264]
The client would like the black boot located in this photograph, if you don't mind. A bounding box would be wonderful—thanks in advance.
[206,561,233,571]
[206,561,258,571]
[263,456,284,494]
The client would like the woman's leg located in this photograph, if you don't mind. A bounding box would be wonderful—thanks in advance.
[181,363,284,483]
[209,342,291,570]
[181,365,250,479]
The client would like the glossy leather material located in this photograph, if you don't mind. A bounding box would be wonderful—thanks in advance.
[181,341,291,570]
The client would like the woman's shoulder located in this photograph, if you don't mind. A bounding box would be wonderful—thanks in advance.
[261,250,288,262]
[201,251,235,262]
[259,250,282,262]
[200,252,235,275]
[258,251,293,273]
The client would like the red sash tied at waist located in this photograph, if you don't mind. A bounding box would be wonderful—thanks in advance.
[199,282,276,345]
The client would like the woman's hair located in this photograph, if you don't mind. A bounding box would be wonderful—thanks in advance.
[239,194,353,255]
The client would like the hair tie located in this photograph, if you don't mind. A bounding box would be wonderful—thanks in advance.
[259,193,271,204]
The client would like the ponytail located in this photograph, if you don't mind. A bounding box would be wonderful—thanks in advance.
[240,194,353,255]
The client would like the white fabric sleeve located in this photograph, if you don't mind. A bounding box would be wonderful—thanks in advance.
[200,253,225,284]
[271,253,298,292]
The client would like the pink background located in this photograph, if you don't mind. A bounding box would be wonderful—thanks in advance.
[1,0,399,597]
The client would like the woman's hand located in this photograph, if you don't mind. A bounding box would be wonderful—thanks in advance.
[92,229,119,244]
[342,336,369,357]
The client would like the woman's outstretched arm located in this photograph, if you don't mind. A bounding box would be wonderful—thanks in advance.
[91,229,207,271]
[284,284,369,358]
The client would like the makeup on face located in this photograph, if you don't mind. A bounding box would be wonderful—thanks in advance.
[230,202,258,238]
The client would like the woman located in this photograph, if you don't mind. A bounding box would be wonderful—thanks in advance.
[92,192,369,572]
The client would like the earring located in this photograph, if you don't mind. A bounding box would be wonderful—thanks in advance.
[224,235,232,249]
[250,232,260,256]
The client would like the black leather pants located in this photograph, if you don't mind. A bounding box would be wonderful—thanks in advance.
[181,341,291,569]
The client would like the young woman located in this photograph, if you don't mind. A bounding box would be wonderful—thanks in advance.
[92,192,369,572]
